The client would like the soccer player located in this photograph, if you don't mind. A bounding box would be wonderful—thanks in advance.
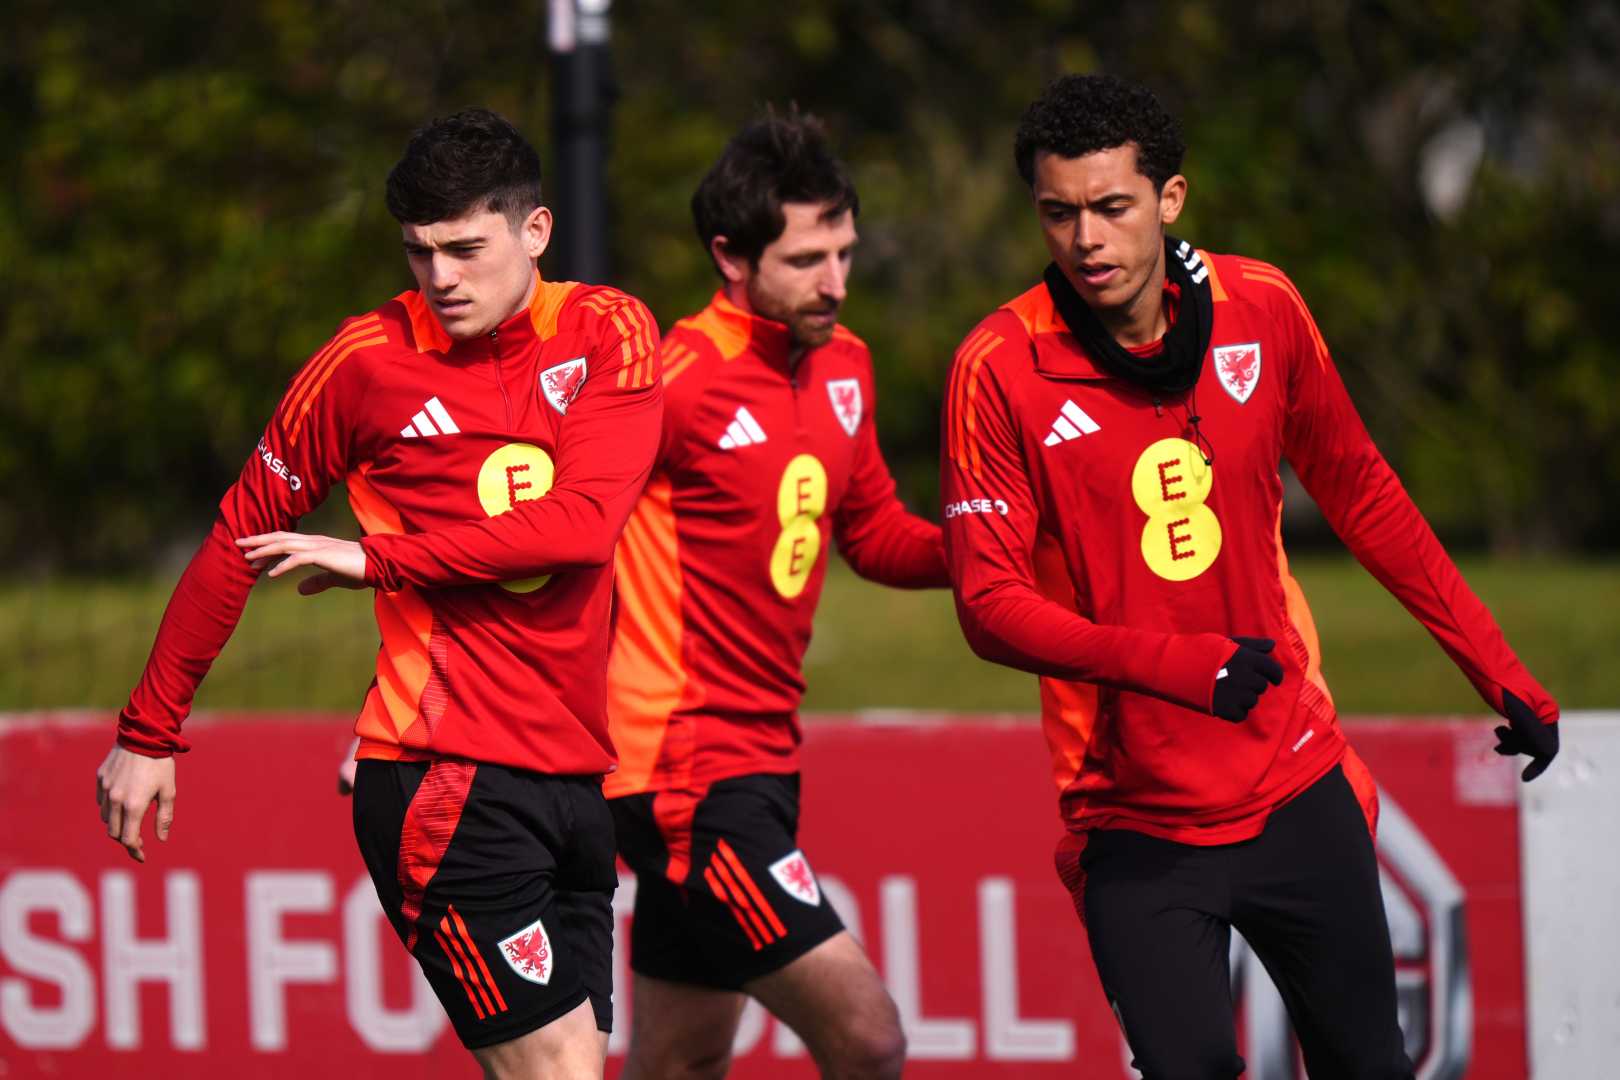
[95,108,662,1079]
[603,112,945,1080]
[940,75,1560,1079]
[336,109,943,1077]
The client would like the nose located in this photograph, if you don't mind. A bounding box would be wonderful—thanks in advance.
[1073,211,1105,256]
[818,258,848,304]
[429,252,460,292]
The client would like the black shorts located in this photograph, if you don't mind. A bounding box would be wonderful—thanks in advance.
[611,772,844,990]
[352,759,616,1050]
[1056,764,1415,1080]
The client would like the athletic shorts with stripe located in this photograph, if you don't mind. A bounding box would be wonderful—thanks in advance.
[352,759,616,1049]
[611,772,844,990]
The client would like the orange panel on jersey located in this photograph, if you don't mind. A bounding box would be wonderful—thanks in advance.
[603,475,691,798]
[1041,676,1100,797]
[397,291,452,355]
[1340,743,1380,836]
[1200,249,1229,303]
[348,463,435,755]
[677,296,752,361]
[1004,281,1064,337]
[1273,507,1336,713]
[529,278,580,340]
[1031,528,1100,796]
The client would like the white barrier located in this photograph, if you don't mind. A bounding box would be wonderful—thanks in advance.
[1521,711,1620,1078]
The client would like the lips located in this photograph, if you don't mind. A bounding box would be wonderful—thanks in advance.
[1077,264,1118,288]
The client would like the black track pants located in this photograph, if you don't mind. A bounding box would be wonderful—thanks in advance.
[1076,766,1415,1080]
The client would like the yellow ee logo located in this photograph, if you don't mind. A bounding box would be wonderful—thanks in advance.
[1130,437,1220,581]
[476,443,555,594]
[770,454,828,599]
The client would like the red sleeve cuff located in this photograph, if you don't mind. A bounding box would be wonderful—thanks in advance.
[115,731,185,758]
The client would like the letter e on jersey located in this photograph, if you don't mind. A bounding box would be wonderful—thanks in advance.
[769,850,822,906]
[498,915,554,984]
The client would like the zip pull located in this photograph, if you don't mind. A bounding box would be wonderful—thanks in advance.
[1153,396,1163,417]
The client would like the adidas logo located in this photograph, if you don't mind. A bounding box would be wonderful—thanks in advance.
[1042,400,1101,446]
[718,406,767,450]
[400,396,461,438]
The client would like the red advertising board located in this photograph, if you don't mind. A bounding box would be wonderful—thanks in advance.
[1,713,1524,1078]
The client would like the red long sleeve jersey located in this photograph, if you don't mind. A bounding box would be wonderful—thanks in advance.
[603,292,947,798]
[117,275,662,776]
[942,253,1557,844]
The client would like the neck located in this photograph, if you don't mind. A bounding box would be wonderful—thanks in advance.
[723,282,806,368]
[502,268,539,326]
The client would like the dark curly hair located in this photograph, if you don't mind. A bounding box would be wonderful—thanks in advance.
[692,106,859,270]
[1014,75,1185,191]
[386,108,543,226]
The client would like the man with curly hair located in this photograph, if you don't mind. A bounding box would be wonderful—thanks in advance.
[940,73,1559,1078]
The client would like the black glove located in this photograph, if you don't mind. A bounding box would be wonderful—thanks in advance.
[1493,689,1559,782]
[1210,637,1284,722]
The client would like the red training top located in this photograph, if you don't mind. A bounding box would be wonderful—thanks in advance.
[603,292,948,799]
[117,274,663,777]
[941,250,1558,844]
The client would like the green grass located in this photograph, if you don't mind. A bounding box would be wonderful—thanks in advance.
[3,556,1616,715]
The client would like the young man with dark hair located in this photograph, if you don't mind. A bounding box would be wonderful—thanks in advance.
[96,107,662,1079]
[602,110,944,1078]
[941,74,1559,1079]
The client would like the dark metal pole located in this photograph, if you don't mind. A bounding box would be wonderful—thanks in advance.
[547,0,615,284]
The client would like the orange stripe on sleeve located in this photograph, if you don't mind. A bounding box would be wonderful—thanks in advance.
[949,328,991,470]
[436,926,488,1019]
[449,906,508,1013]
[716,840,787,939]
[662,344,699,385]
[619,298,657,364]
[282,317,382,426]
[961,332,1000,479]
[286,331,388,446]
[1242,267,1331,370]
[944,337,970,467]
[704,865,766,949]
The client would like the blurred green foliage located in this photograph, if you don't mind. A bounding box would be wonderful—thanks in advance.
[4,557,1615,713]
[4,0,1619,568]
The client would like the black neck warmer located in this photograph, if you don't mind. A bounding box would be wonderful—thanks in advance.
[1043,236,1214,397]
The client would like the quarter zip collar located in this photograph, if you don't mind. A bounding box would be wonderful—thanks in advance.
[431,271,545,368]
[708,291,802,379]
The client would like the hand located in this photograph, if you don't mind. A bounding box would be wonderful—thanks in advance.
[337,736,359,796]
[96,746,177,863]
[1210,636,1284,722]
[236,531,367,595]
[1494,689,1559,782]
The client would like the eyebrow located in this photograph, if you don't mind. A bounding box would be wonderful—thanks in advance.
[403,235,488,250]
[782,236,861,258]
[1037,192,1134,210]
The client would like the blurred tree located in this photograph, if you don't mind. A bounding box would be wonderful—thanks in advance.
[2,0,1616,569]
